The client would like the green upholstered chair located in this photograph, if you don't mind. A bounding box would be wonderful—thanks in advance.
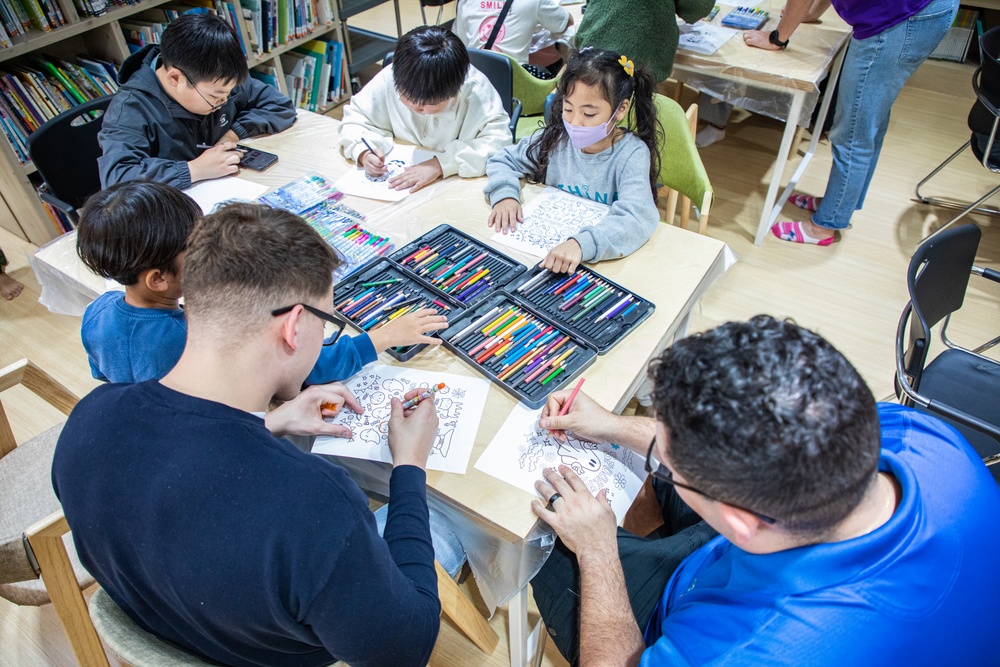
[509,51,558,141]
[651,94,714,235]
[0,359,107,667]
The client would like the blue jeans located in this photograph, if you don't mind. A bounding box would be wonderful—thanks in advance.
[813,0,959,230]
[373,504,467,579]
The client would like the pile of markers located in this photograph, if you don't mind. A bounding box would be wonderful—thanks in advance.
[513,268,652,351]
[259,174,365,220]
[446,301,588,402]
[720,6,769,29]
[394,229,522,305]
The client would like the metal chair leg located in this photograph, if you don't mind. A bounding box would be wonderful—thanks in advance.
[922,182,1000,242]
[915,140,972,204]
[915,140,1000,219]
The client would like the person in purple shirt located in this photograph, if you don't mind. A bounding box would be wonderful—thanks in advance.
[530,315,1000,665]
[743,0,959,245]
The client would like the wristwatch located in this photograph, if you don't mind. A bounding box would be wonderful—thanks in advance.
[769,29,789,49]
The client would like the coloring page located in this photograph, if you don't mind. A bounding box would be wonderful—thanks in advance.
[183,177,268,214]
[491,187,609,258]
[312,364,489,474]
[677,23,737,56]
[475,402,647,522]
[335,145,437,202]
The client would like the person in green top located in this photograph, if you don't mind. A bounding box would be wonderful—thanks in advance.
[573,0,715,83]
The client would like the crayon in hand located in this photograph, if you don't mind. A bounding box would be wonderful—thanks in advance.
[401,383,446,409]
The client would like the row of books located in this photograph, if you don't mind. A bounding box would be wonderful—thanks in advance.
[241,0,337,56]
[40,191,74,234]
[0,55,119,164]
[69,0,142,21]
[269,37,345,112]
[0,0,66,46]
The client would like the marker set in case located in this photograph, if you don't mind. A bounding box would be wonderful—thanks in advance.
[440,293,597,408]
[334,259,464,361]
[390,226,526,307]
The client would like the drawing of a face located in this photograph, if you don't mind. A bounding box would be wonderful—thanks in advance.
[557,440,602,475]
[366,159,407,183]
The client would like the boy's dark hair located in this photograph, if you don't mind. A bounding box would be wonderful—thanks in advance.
[527,48,663,203]
[77,181,201,286]
[160,14,248,86]
[650,315,881,535]
[392,25,469,105]
[182,203,341,328]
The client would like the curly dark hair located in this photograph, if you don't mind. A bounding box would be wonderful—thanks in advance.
[650,316,881,535]
[526,48,663,203]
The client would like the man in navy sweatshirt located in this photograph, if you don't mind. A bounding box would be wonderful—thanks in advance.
[53,203,442,667]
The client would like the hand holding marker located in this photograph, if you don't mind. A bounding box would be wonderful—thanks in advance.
[402,383,446,409]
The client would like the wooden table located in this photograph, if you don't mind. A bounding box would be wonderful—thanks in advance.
[35,110,734,665]
[567,1,852,245]
[243,111,733,665]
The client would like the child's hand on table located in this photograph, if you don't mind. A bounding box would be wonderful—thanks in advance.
[188,143,241,182]
[488,198,523,234]
[542,239,583,274]
[388,157,443,193]
[367,308,449,353]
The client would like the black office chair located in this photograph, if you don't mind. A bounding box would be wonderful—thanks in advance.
[420,0,454,27]
[383,49,521,142]
[894,224,1000,479]
[26,96,111,221]
[915,26,1000,238]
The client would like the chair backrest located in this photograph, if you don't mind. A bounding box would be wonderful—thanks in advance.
[507,52,557,117]
[907,223,981,340]
[467,48,516,118]
[648,94,713,212]
[967,27,1000,136]
[26,96,111,212]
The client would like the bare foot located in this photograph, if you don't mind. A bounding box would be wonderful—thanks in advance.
[0,272,23,300]
[802,218,836,241]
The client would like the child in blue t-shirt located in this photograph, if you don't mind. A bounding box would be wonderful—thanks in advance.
[77,181,446,384]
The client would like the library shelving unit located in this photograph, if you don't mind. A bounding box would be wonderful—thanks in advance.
[0,0,350,245]
[337,0,398,93]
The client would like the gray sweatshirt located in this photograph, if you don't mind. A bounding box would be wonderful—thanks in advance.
[484,132,659,262]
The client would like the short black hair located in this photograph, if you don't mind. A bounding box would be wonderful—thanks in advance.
[77,181,201,286]
[392,25,469,105]
[160,14,248,86]
[182,203,341,326]
[650,316,881,535]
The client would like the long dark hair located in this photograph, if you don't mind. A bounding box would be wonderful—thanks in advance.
[526,48,662,203]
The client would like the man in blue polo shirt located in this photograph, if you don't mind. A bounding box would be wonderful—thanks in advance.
[532,315,1000,665]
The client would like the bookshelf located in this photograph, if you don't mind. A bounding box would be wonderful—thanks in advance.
[0,0,350,245]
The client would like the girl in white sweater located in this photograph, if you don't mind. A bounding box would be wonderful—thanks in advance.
[337,25,512,193]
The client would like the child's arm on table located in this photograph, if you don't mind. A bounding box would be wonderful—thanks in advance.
[228,77,297,140]
[484,137,536,233]
[570,142,659,264]
[337,69,396,169]
[433,79,512,179]
[367,308,449,353]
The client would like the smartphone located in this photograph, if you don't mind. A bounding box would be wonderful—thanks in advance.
[237,145,279,171]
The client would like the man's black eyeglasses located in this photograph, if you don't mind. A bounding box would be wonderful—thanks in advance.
[644,437,776,524]
[271,304,346,347]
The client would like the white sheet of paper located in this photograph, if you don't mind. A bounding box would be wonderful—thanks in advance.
[312,364,490,474]
[678,22,738,55]
[475,403,647,523]
[334,144,437,202]
[491,187,609,259]
[182,177,269,215]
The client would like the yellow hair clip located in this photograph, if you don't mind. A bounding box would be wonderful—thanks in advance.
[618,55,634,77]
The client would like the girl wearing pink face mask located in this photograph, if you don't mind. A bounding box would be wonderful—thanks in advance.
[484,47,663,273]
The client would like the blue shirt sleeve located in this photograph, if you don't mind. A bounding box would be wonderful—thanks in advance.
[304,334,378,385]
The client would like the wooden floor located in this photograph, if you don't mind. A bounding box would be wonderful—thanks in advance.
[2,3,999,665]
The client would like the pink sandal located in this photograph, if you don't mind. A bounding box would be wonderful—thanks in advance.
[789,194,820,212]
[771,221,834,246]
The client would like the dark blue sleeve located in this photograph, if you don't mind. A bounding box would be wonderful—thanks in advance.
[304,335,378,386]
[304,465,439,666]
[229,77,297,139]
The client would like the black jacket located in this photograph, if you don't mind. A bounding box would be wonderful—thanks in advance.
[97,45,296,189]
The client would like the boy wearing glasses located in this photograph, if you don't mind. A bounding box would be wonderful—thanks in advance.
[77,182,445,384]
[530,316,1000,665]
[54,201,452,667]
[98,14,296,189]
